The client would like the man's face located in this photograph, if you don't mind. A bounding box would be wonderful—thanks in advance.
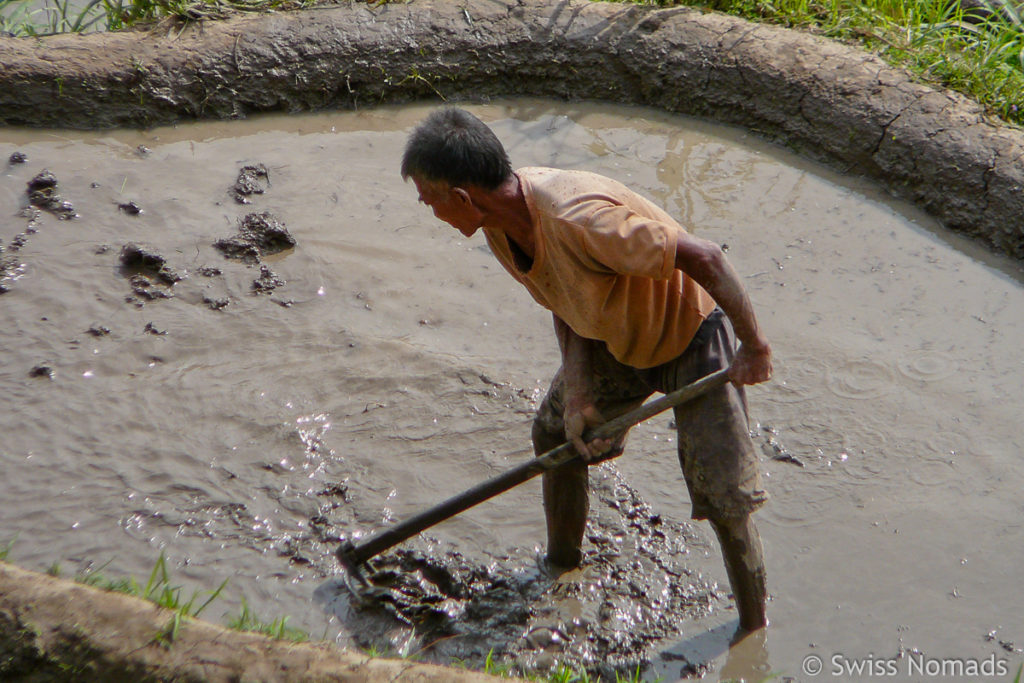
[412,176,482,237]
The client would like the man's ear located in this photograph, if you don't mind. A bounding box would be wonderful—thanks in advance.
[451,187,472,205]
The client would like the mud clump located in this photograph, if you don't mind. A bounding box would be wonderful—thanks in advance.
[214,211,295,264]
[17,207,41,233]
[252,264,285,294]
[119,243,183,303]
[203,294,230,310]
[9,151,27,164]
[351,549,540,653]
[127,275,172,301]
[29,363,54,378]
[233,163,271,203]
[344,468,715,680]
[119,243,182,284]
[26,169,76,219]
[0,248,17,295]
[117,201,143,216]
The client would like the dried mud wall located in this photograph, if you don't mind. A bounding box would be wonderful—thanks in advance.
[1,0,1023,257]
[0,562,512,682]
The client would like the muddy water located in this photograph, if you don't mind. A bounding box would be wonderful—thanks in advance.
[2,100,1022,681]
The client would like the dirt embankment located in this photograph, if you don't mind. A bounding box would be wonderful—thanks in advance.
[0,562,514,682]
[1,0,1023,259]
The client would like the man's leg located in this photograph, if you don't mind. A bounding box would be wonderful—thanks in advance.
[660,310,769,632]
[675,385,769,632]
[709,514,768,633]
[532,360,650,569]
[533,416,589,568]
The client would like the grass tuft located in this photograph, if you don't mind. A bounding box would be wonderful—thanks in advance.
[1,0,106,36]
[0,537,15,561]
[1,0,317,35]
[73,553,309,644]
[226,597,308,643]
[76,552,229,622]
[622,0,1024,125]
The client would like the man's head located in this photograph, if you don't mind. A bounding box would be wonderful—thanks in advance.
[402,108,513,236]
[401,108,512,190]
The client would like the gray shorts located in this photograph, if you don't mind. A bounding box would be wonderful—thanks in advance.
[533,309,768,520]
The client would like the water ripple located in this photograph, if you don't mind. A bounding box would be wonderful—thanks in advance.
[768,355,828,403]
[897,349,959,382]
[826,359,894,400]
[759,475,843,528]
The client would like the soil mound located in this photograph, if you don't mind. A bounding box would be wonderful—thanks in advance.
[1,0,1023,257]
[214,211,296,264]
[0,561,513,682]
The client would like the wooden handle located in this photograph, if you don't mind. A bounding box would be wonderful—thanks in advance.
[336,368,731,570]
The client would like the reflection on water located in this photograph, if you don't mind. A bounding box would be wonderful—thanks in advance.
[3,99,1023,680]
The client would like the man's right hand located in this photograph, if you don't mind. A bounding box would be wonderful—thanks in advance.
[554,315,625,462]
[564,397,624,463]
[727,340,773,386]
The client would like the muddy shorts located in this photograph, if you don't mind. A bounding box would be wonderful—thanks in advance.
[533,309,768,521]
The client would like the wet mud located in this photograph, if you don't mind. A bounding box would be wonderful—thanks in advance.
[120,242,183,302]
[26,170,76,220]
[0,249,17,294]
[1,168,77,294]
[2,0,1023,259]
[214,210,296,264]
[233,163,271,203]
[323,468,718,679]
[1,102,1023,682]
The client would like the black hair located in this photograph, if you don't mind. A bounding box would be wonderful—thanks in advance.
[401,108,513,190]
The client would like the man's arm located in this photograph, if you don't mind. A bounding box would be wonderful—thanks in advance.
[674,233,773,386]
[553,314,620,462]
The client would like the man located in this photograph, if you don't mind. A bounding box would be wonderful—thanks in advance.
[401,107,773,633]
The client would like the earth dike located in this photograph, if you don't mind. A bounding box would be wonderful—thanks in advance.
[1,0,1023,259]
[0,561,513,682]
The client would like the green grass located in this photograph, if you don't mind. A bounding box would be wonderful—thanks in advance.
[73,552,228,645]
[432,643,659,682]
[226,597,308,643]
[542,664,653,682]
[71,552,310,645]
[482,648,520,678]
[548,664,592,683]
[0,0,106,35]
[626,0,1024,125]
[0,0,315,35]
[0,537,15,561]
[76,552,227,618]
[103,0,319,31]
